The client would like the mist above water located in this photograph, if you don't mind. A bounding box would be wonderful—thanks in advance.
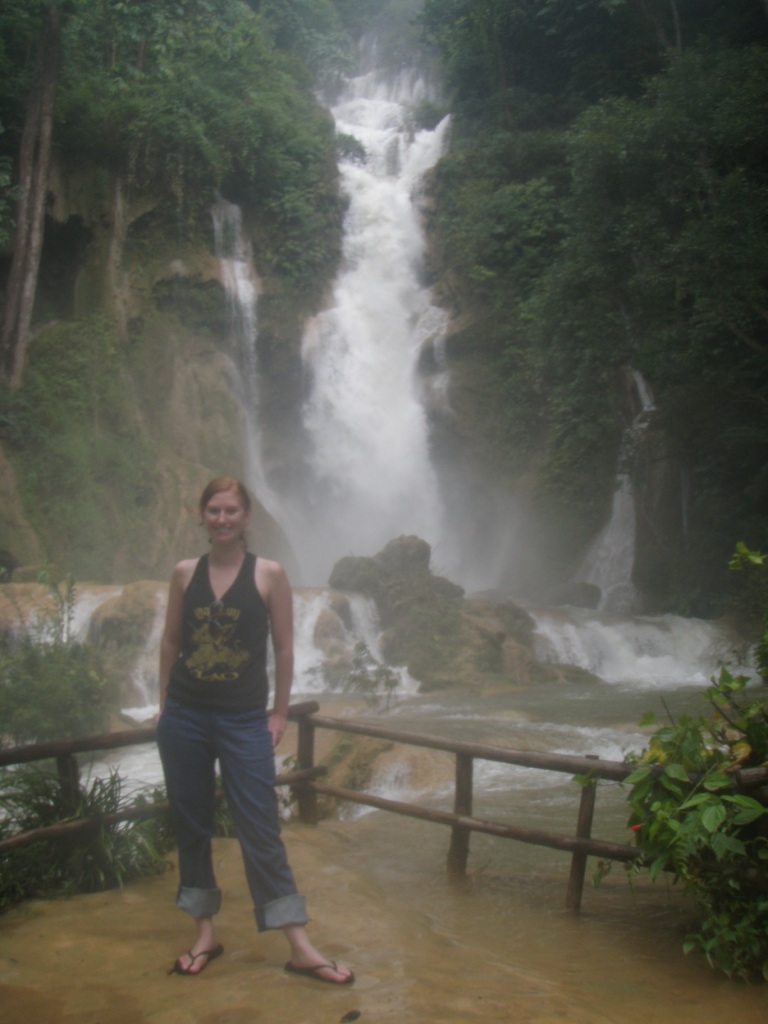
[577,370,657,614]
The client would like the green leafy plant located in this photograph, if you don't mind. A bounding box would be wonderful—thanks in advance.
[344,641,401,710]
[623,667,768,980]
[729,542,768,680]
[313,641,402,710]
[0,765,173,912]
[0,570,115,746]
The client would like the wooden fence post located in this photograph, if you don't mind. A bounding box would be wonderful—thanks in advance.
[446,753,473,880]
[56,753,80,818]
[295,713,318,825]
[565,755,598,912]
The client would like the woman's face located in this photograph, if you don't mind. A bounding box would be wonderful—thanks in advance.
[202,487,250,544]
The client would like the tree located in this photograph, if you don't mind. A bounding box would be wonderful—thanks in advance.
[524,46,768,600]
[0,3,63,388]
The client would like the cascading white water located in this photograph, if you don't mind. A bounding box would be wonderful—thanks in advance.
[531,606,754,688]
[577,369,656,613]
[122,587,166,714]
[211,196,280,511]
[294,65,453,584]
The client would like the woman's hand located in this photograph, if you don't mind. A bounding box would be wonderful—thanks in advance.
[268,710,288,748]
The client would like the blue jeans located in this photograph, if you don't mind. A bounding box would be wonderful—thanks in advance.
[156,697,308,931]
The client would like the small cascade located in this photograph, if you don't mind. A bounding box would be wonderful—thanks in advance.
[577,370,656,613]
[64,583,417,720]
[531,606,753,687]
[122,588,166,717]
[292,588,416,698]
[210,197,279,509]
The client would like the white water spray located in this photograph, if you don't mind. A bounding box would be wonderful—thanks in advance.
[295,65,452,583]
[531,606,753,688]
[211,197,280,511]
[578,370,656,613]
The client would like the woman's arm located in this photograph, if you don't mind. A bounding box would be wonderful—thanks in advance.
[157,560,193,714]
[257,558,294,747]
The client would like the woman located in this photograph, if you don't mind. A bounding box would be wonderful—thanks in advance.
[156,476,353,984]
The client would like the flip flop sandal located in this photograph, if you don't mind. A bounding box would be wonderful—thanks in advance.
[284,960,355,985]
[168,943,224,976]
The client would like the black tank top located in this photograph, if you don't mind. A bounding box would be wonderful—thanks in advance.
[166,552,270,712]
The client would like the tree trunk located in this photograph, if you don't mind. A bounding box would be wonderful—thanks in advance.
[0,7,62,388]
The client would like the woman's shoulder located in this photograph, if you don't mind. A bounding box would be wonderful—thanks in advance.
[253,554,290,599]
[253,551,282,570]
[170,556,203,589]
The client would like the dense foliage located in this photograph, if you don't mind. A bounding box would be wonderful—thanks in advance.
[0,0,350,325]
[623,666,768,980]
[0,572,114,744]
[0,0,354,577]
[58,0,343,288]
[0,766,173,911]
[422,0,768,613]
[0,315,158,579]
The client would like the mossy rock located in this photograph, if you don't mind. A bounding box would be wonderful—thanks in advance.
[329,536,466,688]
[374,535,432,575]
[328,555,385,600]
[326,536,561,691]
[88,581,163,650]
[318,734,394,818]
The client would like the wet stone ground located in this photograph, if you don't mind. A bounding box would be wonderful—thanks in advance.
[1,820,768,1024]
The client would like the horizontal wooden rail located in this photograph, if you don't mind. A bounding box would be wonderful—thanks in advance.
[293,711,640,910]
[306,712,637,781]
[309,780,638,862]
[0,766,327,853]
[0,727,158,768]
[0,702,322,768]
[0,702,325,854]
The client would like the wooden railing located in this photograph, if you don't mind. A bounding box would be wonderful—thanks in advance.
[9,699,767,911]
[290,701,642,911]
[1,699,648,911]
[0,708,327,851]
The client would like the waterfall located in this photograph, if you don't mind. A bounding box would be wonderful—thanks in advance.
[210,196,279,511]
[122,587,166,715]
[292,62,453,584]
[531,606,754,688]
[577,370,656,613]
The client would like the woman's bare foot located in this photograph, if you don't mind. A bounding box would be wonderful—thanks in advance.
[168,916,221,976]
[282,924,354,984]
[284,959,354,984]
[168,944,224,976]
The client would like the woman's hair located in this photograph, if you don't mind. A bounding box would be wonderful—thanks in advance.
[198,476,252,515]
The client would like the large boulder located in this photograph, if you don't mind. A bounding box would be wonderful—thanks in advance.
[329,537,547,691]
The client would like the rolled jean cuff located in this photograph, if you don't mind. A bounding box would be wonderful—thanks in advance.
[176,886,222,919]
[261,893,308,931]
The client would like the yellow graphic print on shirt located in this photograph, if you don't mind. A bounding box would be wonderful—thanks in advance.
[186,604,249,682]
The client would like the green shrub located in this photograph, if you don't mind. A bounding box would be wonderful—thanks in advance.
[0,766,173,912]
[328,641,401,710]
[623,667,768,980]
[729,542,768,680]
[0,572,115,746]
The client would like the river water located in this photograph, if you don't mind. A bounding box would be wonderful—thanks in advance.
[80,588,767,1019]
[100,587,756,950]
